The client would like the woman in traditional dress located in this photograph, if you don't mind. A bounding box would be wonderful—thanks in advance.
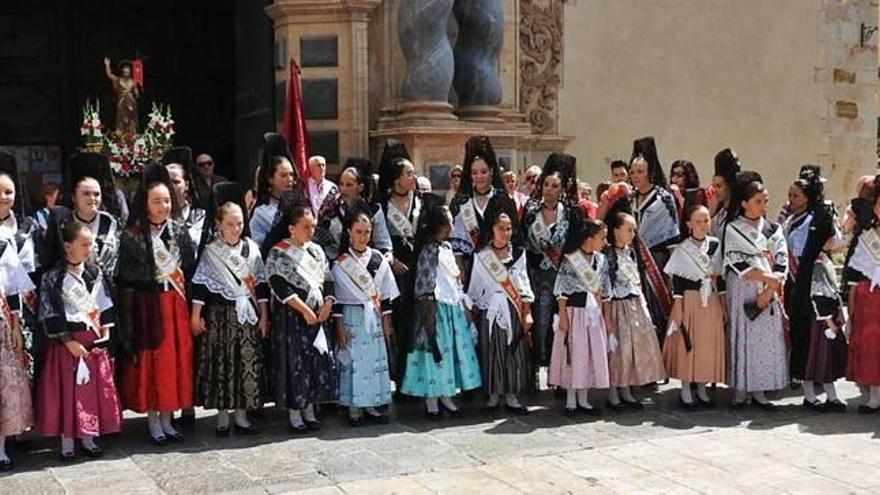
[164,147,207,253]
[264,196,337,432]
[468,200,533,414]
[843,182,880,413]
[35,221,121,461]
[251,133,297,250]
[783,167,847,412]
[709,148,741,238]
[723,171,788,411]
[522,153,579,380]
[316,158,392,261]
[332,201,399,426]
[662,205,727,408]
[668,160,707,238]
[0,174,35,470]
[401,201,481,420]
[117,164,195,444]
[550,215,610,415]
[191,189,267,435]
[602,209,666,409]
[628,137,678,336]
[377,141,420,384]
[0,154,41,379]
[449,136,511,278]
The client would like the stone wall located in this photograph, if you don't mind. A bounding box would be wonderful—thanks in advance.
[553,0,878,209]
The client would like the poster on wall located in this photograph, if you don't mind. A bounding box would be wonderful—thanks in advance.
[0,144,63,212]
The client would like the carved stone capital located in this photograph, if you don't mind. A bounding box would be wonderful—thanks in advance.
[519,0,565,135]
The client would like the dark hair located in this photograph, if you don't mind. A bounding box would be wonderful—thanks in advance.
[377,157,414,201]
[610,160,628,171]
[458,135,504,196]
[338,199,373,254]
[683,203,709,224]
[62,220,91,244]
[340,158,375,201]
[670,160,700,189]
[792,164,824,208]
[725,171,766,226]
[284,203,313,229]
[604,211,638,289]
[377,140,412,202]
[256,156,292,206]
[631,137,668,189]
[562,210,605,255]
[478,195,519,250]
[414,200,451,254]
[596,181,611,200]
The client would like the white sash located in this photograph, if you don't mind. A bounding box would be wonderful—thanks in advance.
[203,242,259,325]
[460,200,480,235]
[337,252,382,334]
[476,249,522,344]
[275,241,329,354]
[62,273,102,335]
[387,197,419,245]
[851,228,880,291]
[152,231,186,300]
[565,250,602,294]
[667,240,715,306]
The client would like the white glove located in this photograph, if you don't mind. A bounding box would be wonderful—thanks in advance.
[666,321,679,337]
[607,334,619,353]
[824,328,837,340]
[75,357,90,385]
[469,321,479,342]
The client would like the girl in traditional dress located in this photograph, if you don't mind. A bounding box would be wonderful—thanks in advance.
[551,215,610,415]
[316,158,393,261]
[522,154,578,380]
[844,184,880,413]
[709,148,741,239]
[0,154,41,379]
[628,137,678,337]
[602,210,666,409]
[264,198,337,432]
[164,147,207,253]
[332,202,399,426]
[118,165,196,444]
[663,205,727,408]
[0,176,35,470]
[35,221,121,461]
[251,133,297,249]
[401,202,481,420]
[783,167,847,412]
[468,201,534,414]
[377,142,420,384]
[191,194,267,435]
[723,172,788,411]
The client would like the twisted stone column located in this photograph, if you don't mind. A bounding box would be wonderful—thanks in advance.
[453,0,504,121]
[398,0,456,120]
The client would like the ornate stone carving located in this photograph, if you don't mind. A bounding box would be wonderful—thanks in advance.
[398,0,455,103]
[453,0,504,108]
[519,0,564,134]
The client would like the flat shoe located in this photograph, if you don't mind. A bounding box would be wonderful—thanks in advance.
[0,458,11,471]
[825,400,847,413]
[858,404,880,414]
[481,404,500,415]
[165,431,185,443]
[729,401,749,411]
[288,423,308,434]
[439,403,464,418]
[506,404,530,416]
[82,445,103,459]
[622,399,644,410]
[754,401,778,412]
[577,405,601,417]
[564,407,578,417]
[60,451,76,463]
[304,419,323,431]
[425,408,442,422]
[233,423,260,435]
[215,426,230,437]
[605,401,625,411]
[678,397,697,410]
[802,399,826,412]
[348,416,363,427]
[695,396,716,408]
[149,434,168,446]
[364,413,390,425]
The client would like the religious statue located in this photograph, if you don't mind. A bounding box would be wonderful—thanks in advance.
[103,57,141,134]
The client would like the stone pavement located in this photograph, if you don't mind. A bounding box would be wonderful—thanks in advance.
[3,381,880,494]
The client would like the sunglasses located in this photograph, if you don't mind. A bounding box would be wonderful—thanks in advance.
[197,161,213,168]
[451,173,462,179]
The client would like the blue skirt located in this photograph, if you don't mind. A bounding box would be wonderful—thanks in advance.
[401,302,482,398]
[337,305,392,408]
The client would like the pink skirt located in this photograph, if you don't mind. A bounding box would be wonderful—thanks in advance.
[35,330,122,438]
[548,305,610,390]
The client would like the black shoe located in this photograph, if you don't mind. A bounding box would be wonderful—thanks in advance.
[148,434,168,446]
[288,422,308,434]
[482,404,501,415]
[439,402,464,418]
[364,412,390,425]
[605,400,625,411]
[425,408,442,422]
[825,399,847,413]
[250,408,266,419]
[0,458,11,471]
[348,416,363,427]
[165,431,185,443]
[858,404,880,414]
[802,398,826,412]
[60,450,76,463]
[81,444,103,459]
[695,396,717,408]
[234,423,260,435]
[753,401,778,412]
[577,405,601,417]
[622,399,644,410]
[304,419,323,431]
[564,407,578,417]
[729,401,749,411]
[177,411,196,427]
[215,426,230,437]
[506,404,530,416]
[678,397,697,410]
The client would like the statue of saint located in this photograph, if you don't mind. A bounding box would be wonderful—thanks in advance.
[103,57,141,134]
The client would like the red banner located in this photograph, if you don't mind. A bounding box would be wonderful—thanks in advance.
[282,58,311,197]
[132,59,144,87]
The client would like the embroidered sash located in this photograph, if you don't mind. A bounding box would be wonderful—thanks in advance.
[152,234,186,301]
[337,252,382,315]
[62,274,102,336]
[476,249,522,318]
[530,207,561,267]
[636,238,672,315]
[673,240,716,306]
[564,250,602,295]
[203,242,260,324]
[387,203,415,245]
[460,200,481,247]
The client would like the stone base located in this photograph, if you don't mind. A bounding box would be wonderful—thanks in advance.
[456,105,504,123]
[395,101,459,125]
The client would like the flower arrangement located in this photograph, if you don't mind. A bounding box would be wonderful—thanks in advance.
[104,103,175,177]
[79,100,105,152]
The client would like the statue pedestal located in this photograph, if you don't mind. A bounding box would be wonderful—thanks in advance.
[456,105,504,123]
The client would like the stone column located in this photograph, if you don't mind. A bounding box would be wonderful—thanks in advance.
[453,0,504,122]
[397,0,457,121]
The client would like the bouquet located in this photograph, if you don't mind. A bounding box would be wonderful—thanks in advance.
[106,103,174,177]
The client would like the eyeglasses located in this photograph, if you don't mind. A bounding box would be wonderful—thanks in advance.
[525,176,537,183]
[670,171,684,178]
[451,173,461,179]
[197,160,213,168]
